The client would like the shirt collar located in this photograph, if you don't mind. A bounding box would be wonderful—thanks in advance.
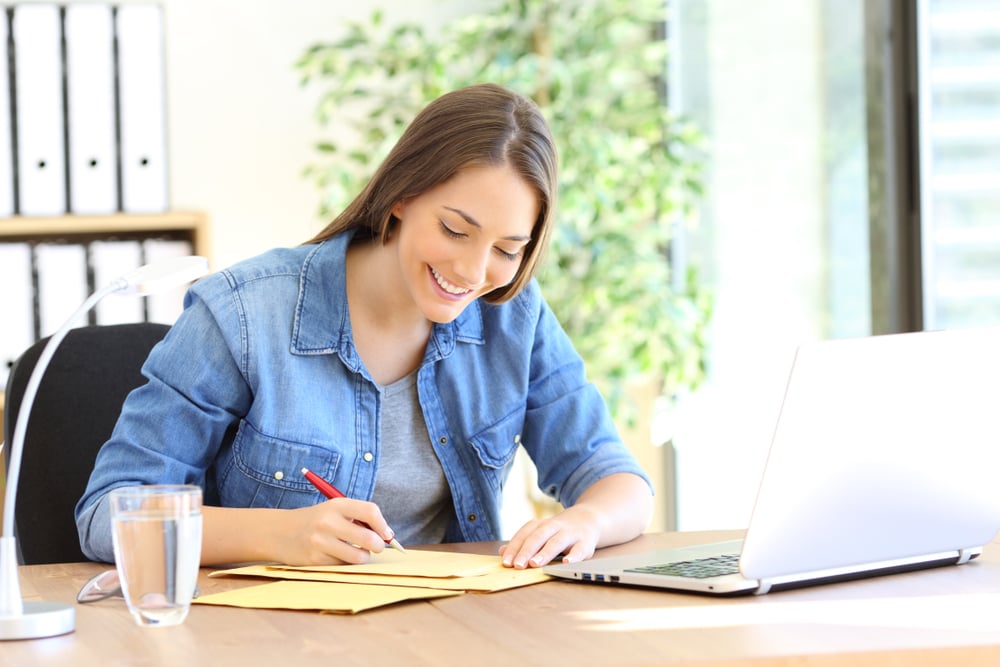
[290,232,485,357]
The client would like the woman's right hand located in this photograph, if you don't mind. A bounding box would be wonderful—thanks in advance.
[200,500,395,566]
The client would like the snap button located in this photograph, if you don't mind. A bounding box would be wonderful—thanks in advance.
[273,470,284,481]
[363,452,374,462]
[467,513,477,522]
[439,436,448,445]
[513,434,521,445]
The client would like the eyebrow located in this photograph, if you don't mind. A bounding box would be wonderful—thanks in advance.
[444,206,532,242]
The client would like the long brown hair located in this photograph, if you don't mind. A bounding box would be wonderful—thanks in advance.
[305,83,557,304]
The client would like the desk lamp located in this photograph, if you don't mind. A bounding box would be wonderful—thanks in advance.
[0,255,209,640]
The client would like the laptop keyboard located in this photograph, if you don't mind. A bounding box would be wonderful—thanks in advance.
[626,553,741,579]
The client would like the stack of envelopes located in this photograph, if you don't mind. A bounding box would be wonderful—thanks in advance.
[194,549,551,614]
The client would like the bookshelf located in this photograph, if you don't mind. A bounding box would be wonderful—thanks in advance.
[0,211,209,256]
[0,211,210,453]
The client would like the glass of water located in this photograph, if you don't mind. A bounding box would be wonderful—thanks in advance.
[109,485,203,627]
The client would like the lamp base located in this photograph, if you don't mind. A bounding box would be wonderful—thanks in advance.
[0,601,75,640]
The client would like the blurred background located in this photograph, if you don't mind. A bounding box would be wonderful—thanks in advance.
[3,0,999,535]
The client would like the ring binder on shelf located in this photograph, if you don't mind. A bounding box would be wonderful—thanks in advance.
[0,242,34,388]
[0,12,14,218]
[12,3,67,216]
[116,3,169,213]
[65,4,118,215]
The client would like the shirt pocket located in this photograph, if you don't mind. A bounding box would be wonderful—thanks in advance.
[466,409,525,495]
[221,419,341,509]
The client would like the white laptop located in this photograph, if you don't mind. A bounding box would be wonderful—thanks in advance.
[545,327,1000,595]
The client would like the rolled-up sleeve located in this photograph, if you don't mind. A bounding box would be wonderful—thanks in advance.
[74,273,252,561]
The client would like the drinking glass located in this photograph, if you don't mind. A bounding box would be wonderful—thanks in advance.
[109,484,202,627]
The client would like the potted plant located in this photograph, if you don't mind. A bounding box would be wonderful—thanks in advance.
[295,0,712,525]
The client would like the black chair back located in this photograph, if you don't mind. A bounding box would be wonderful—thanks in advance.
[3,322,170,564]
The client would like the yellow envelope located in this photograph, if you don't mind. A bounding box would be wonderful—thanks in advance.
[273,549,502,578]
[193,579,461,614]
[212,562,551,592]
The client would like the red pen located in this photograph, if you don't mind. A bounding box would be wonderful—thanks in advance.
[301,467,406,553]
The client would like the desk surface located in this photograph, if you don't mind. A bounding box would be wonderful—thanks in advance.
[8,530,1000,666]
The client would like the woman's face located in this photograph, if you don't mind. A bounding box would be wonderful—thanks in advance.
[392,163,538,324]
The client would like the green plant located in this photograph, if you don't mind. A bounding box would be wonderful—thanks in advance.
[294,0,712,420]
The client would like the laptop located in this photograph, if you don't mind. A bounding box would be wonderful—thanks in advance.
[545,327,1000,595]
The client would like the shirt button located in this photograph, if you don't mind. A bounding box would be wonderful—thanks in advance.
[273,471,284,481]
[363,452,374,462]
[513,434,521,445]
[467,513,477,522]
[439,436,448,445]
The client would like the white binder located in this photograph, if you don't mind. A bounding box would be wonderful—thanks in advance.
[143,238,193,323]
[0,243,34,389]
[12,4,66,216]
[116,4,168,213]
[91,239,144,325]
[36,242,89,338]
[0,14,14,218]
[65,4,118,215]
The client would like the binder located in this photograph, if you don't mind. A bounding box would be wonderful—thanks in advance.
[143,238,192,324]
[12,4,67,216]
[65,4,118,214]
[90,239,143,325]
[0,243,34,388]
[35,242,89,338]
[0,13,14,218]
[116,4,168,213]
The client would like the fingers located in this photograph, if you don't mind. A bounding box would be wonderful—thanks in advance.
[288,499,395,565]
[500,515,597,569]
[335,498,398,547]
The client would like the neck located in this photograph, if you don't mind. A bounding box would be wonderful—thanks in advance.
[346,238,429,333]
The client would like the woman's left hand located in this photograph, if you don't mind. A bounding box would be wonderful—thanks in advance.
[499,505,601,569]
[498,472,654,569]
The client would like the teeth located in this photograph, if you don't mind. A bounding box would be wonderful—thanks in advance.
[432,268,471,295]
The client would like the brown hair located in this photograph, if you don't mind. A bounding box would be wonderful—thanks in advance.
[305,83,557,303]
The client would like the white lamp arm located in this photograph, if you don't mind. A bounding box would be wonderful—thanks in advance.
[1,281,122,539]
[0,255,205,634]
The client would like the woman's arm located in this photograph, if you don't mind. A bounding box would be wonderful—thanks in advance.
[498,471,653,569]
[201,500,398,566]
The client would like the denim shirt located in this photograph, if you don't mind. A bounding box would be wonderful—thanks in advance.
[75,232,651,562]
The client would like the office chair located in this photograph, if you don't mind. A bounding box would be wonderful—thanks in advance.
[2,322,170,565]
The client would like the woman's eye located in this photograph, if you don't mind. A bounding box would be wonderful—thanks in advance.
[495,247,521,261]
[439,221,464,239]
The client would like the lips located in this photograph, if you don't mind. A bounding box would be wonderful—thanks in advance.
[430,267,472,296]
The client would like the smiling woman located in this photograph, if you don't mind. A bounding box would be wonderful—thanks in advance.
[75,84,655,575]
[381,163,538,325]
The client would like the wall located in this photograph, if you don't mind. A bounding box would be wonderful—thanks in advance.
[124,0,485,270]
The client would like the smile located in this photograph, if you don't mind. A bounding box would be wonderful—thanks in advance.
[431,268,472,296]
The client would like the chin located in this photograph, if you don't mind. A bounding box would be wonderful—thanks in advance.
[423,306,465,325]
[421,293,476,324]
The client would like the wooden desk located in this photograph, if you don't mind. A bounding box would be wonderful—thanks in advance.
[8,531,1000,666]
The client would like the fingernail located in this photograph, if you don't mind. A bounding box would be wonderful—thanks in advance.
[529,556,542,567]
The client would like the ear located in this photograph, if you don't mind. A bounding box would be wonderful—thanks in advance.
[390,200,407,219]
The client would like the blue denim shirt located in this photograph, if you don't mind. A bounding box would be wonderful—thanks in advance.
[75,232,651,562]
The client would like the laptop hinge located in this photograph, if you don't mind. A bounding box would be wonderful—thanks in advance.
[754,579,773,596]
[957,548,977,565]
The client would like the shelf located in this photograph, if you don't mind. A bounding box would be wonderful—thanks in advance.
[0,211,210,258]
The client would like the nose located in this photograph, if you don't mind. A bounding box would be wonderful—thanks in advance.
[453,244,491,287]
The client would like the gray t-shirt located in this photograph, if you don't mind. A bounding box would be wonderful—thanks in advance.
[371,372,452,545]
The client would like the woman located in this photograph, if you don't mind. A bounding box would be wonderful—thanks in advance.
[76,83,653,569]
